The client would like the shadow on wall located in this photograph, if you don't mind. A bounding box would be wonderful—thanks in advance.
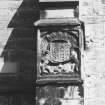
[0,0,38,81]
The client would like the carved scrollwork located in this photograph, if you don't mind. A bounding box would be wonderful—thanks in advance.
[39,30,79,76]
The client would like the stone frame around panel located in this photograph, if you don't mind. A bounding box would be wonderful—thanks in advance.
[36,25,83,84]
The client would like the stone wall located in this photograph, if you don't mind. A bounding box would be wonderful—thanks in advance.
[36,85,84,105]
[80,0,105,105]
[0,0,105,105]
[0,0,37,79]
[0,0,36,104]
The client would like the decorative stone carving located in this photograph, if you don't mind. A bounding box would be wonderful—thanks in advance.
[36,85,84,105]
[38,29,80,76]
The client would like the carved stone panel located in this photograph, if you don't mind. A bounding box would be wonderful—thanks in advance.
[37,27,80,79]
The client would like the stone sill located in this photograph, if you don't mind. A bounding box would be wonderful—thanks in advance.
[34,18,82,27]
[36,75,83,85]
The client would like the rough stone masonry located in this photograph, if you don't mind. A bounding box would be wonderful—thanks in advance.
[80,0,105,105]
[0,0,105,105]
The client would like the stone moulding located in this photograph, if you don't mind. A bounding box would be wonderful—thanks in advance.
[35,18,84,85]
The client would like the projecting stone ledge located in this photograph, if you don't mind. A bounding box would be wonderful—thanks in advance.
[34,18,82,27]
[36,75,83,85]
[39,0,78,2]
